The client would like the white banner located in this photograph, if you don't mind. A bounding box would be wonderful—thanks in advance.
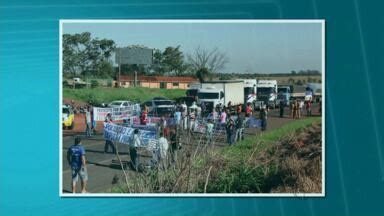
[103,122,158,148]
[93,104,141,121]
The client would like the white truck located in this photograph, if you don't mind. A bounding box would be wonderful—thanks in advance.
[197,80,244,112]
[255,80,278,109]
[242,79,257,108]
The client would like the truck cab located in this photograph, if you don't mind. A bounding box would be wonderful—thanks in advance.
[243,79,257,107]
[197,80,244,113]
[197,87,224,112]
[277,85,291,106]
[256,80,278,109]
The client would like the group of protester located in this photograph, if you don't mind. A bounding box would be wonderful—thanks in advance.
[68,97,320,193]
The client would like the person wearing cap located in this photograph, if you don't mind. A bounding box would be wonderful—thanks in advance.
[67,136,88,193]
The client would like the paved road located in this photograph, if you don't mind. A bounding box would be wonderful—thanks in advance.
[62,104,321,193]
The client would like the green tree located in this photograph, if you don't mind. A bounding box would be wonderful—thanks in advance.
[196,67,210,83]
[162,46,188,76]
[150,49,165,75]
[63,32,116,78]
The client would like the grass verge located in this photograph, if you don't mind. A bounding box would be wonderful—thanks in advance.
[63,87,185,105]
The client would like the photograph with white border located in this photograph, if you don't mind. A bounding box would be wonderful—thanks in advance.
[60,19,325,197]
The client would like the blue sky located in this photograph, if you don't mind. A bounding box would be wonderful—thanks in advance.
[63,22,322,74]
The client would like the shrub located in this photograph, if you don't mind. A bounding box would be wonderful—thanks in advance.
[90,80,99,88]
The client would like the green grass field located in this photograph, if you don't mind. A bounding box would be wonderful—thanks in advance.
[63,87,186,105]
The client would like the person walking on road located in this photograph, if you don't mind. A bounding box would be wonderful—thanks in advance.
[67,137,88,193]
[169,129,178,165]
[245,103,253,118]
[293,100,299,119]
[130,129,142,171]
[299,100,304,118]
[158,132,169,170]
[85,107,92,137]
[181,101,188,129]
[140,110,148,125]
[306,100,312,116]
[104,113,116,154]
[235,114,245,142]
[174,108,181,127]
[260,106,268,131]
[206,119,214,145]
[290,101,295,119]
[226,118,235,145]
[279,100,285,118]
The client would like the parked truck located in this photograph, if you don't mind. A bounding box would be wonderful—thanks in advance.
[277,85,292,106]
[197,80,244,113]
[186,82,202,100]
[255,80,278,109]
[242,79,257,109]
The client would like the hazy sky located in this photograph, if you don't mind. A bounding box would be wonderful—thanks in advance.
[63,21,323,74]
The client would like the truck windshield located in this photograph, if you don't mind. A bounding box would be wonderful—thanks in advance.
[186,89,198,97]
[278,88,288,94]
[244,87,255,95]
[62,108,70,114]
[154,100,174,106]
[257,87,274,95]
[198,92,219,99]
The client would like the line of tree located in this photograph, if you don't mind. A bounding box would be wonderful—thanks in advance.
[62,32,229,81]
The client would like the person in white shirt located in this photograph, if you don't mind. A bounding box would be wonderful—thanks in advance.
[181,102,188,130]
[130,129,142,171]
[158,132,169,170]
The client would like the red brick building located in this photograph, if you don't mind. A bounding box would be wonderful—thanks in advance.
[118,75,199,89]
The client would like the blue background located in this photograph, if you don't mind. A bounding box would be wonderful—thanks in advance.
[1,0,383,215]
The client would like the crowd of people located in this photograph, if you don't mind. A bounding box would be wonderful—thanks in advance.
[67,97,321,193]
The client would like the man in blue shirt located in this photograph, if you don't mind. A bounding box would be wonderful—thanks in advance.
[67,137,88,193]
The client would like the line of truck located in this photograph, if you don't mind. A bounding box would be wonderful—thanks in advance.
[186,79,320,112]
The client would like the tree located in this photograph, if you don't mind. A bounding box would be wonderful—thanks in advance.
[187,47,229,81]
[196,67,210,83]
[149,46,188,76]
[150,49,165,75]
[63,32,91,76]
[162,46,188,76]
[63,32,116,78]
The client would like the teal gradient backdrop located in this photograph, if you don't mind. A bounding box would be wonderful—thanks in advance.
[1,0,383,215]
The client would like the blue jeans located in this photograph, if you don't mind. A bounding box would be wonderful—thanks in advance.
[235,128,244,142]
[261,119,267,131]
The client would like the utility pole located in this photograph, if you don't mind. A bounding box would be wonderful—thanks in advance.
[118,48,121,88]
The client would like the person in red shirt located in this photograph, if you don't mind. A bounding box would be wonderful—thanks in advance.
[140,110,147,125]
[245,103,252,117]
[237,104,242,115]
